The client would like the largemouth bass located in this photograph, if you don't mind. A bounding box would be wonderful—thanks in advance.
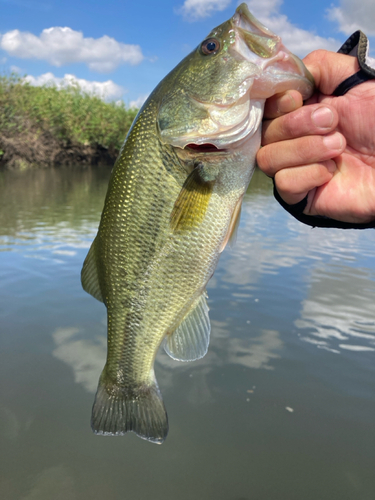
[81,3,314,444]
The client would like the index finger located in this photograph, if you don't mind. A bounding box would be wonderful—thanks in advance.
[263,89,304,119]
[303,50,359,95]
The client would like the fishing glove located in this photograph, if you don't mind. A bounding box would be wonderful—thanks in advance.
[273,31,375,229]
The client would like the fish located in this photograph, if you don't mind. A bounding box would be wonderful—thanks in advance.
[81,3,314,444]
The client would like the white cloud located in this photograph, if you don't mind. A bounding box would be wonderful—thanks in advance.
[52,327,106,393]
[177,0,339,54]
[245,0,339,56]
[261,15,339,56]
[10,65,22,73]
[178,0,232,20]
[245,0,282,19]
[24,72,125,101]
[129,93,149,109]
[327,0,375,36]
[0,27,144,73]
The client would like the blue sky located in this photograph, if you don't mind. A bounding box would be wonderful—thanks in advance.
[1,0,374,107]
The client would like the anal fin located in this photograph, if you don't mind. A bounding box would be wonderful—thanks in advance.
[164,292,210,362]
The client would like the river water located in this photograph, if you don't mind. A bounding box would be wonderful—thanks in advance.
[0,166,374,500]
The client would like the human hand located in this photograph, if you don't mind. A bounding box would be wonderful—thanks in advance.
[257,50,375,224]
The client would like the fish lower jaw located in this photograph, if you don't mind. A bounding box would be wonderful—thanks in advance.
[180,98,264,153]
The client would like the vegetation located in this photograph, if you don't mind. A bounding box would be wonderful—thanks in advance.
[0,73,139,161]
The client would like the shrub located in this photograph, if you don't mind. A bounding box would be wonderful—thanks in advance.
[0,74,139,151]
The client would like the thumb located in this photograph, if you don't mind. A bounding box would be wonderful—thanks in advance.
[303,50,360,96]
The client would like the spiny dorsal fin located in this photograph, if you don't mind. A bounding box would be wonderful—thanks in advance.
[164,292,210,362]
[81,239,104,303]
[170,164,214,232]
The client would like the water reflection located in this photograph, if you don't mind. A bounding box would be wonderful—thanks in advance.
[52,326,106,393]
[22,465,77,500]
[1,406,21,440]
[296,265,375,353]
[0,167,109,261]
[51,322,282,399]
[224,188,375,286]
[0,167,374,500]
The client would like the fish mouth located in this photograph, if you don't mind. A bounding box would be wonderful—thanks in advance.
[185,143,225,153]
[164,4,314,153]
[232,3,314,100]
[233,3,280,58]
[180,96,264,152]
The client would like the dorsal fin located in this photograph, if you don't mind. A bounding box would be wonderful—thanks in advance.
[164,292,210,362]
[81,239,104,303]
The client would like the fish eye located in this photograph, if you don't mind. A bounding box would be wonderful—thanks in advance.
[201,38,220,55]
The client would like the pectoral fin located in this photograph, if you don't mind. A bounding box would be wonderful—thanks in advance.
[170,164,214,232]
[164,292,210,362]
[219,195,243,253]
[81,239,104,303]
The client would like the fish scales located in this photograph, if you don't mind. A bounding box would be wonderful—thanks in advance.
[100,102,180,374]
[99,98,243,381]
[82,3,314,443]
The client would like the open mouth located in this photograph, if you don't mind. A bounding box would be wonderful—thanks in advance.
[185,143,225,153]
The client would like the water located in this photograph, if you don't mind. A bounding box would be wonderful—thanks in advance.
[0,167,374,500]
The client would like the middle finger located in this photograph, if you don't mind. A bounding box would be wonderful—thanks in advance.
[262,104,338,146]
[257,132,345,177]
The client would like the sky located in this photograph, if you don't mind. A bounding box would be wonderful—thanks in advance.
[0,0,374,108]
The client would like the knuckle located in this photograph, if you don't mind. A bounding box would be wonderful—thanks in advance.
[281,107,312,139]
[293,137,314,163]
[306,162,334,187]
[283,112,301,137]
[311,164,327,183]
[274,171,290,193]
[304,50,329,71]
[299,136,326,163]
[257,146,274,173]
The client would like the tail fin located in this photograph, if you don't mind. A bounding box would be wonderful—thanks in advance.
[91,369,168,444]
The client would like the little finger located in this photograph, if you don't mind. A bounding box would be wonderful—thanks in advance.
[274,160,337,205]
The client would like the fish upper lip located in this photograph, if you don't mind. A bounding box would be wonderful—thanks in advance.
[231,3,314,97]
[233,3,278,39]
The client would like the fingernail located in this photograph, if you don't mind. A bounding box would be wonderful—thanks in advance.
[326,160,336,173]
[312,107,334,129]
[323,132,343,151]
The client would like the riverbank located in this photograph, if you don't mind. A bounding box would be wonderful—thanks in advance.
[0,74,138,170]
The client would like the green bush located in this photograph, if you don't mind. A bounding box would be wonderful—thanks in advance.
[0,73,139,151]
